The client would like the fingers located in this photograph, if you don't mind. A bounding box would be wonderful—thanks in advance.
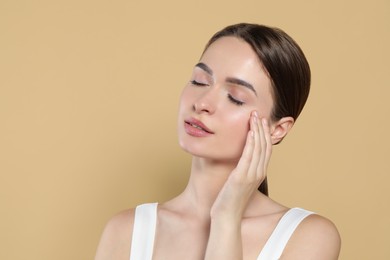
[235,111,272,184]
[262,119,272,170]
[249,111,272,181]
[247,112,261,178]
[257,117,272,178]
[235,126,255,173]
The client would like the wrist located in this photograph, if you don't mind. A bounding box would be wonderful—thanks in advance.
[210,211,242,228]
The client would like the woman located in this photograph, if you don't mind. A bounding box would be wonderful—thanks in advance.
[95,23,341,260]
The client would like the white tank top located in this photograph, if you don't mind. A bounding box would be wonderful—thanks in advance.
[130,203,313,260]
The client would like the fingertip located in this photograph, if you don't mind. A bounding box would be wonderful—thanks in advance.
[249,111,257,120]
[262,118,271,131]
[261,118,267,127]
[250,114,258,131]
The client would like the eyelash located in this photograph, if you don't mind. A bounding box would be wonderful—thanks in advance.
[190,80,208,87]
[190,80,245,106]
[228,94,244,106]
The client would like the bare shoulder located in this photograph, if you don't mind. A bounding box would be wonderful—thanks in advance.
[282,213,341,260]
[94,208,135,260]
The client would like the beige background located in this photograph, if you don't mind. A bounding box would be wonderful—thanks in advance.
[1,0,389,259]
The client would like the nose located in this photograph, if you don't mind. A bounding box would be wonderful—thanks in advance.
[193,88,217,114]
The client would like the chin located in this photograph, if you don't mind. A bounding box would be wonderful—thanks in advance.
[178,124,246,162]
[179,139,241,163]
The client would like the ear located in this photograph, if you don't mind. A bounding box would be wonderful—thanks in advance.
[270,117,295,145]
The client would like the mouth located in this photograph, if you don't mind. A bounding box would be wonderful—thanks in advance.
[184,118,215,135]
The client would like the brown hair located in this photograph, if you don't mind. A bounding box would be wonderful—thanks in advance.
[205,23,311,195]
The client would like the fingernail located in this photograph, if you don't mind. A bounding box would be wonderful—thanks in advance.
[254,111,259,117]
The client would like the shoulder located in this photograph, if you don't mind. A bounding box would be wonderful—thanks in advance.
[94,208,135,260]
[282,212,341,260]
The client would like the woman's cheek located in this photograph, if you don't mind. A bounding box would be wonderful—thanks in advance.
[226,111,251,147]
[228,109,251,130]
[179,86,194,109]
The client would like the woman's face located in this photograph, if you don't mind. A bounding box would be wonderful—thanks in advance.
[178,36,274,162]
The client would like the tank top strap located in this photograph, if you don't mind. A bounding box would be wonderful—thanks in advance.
[129,203,158,260]
[257,207,314,260]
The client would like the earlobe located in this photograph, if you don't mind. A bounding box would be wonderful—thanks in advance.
[271,117,295,145]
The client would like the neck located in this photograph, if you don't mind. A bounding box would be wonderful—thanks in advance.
[180,156,237,218]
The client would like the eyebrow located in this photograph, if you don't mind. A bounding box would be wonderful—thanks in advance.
[195,62,213,76]
[226,77,257,96]
[195,62,257,96]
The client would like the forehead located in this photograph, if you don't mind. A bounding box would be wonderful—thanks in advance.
[199,36,272,96]
[203,36,257,63]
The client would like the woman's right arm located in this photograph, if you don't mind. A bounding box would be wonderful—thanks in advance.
[94,209,134,260]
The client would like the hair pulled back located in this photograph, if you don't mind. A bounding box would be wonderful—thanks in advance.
[205,23,311,195]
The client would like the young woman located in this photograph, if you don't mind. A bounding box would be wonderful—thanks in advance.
[95,23,341,260]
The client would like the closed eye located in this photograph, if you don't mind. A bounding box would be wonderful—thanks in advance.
[190,80,209,87]
[228,94,244,106]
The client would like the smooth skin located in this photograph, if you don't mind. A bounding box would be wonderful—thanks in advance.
[204,113,272,260]
[95,37,341,260]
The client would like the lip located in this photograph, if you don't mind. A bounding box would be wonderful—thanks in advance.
[184,117,215,137]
